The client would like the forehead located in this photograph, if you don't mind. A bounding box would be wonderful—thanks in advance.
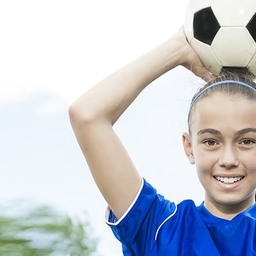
[190,93,256,133]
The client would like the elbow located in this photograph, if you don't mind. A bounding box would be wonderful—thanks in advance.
[68,99,99,127]
[68,100,87,126]
[68,102,79,124]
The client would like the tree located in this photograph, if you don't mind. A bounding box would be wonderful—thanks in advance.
[0,199,99,256]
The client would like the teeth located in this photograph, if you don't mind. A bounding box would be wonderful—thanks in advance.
[215,176,244,184]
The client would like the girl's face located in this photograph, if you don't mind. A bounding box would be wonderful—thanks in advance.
[183,92,256,218]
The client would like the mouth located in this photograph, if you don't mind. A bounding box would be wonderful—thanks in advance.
[213,176,244,184]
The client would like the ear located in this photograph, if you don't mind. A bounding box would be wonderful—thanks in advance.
[182,132,195,164]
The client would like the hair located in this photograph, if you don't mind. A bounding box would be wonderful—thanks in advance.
[188,68,256,133]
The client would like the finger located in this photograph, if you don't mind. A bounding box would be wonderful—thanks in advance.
[191,63,216,82]
[200,68,216,82]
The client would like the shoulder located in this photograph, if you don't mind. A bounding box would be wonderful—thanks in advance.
[105,179,201,255]
[106,179,170,225]
[106,178,198,228]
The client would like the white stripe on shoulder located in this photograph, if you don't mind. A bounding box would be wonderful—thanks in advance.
[105,178,144,225]
[154,204,177,241]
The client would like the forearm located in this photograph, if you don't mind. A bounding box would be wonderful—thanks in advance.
[68,29,211,217]
[69,38,183,125]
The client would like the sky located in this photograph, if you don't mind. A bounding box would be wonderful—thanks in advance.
[0,1,206,255]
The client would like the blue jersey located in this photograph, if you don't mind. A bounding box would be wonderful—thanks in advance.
[106,179,256,256]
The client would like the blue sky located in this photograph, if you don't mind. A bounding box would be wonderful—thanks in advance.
[0,1,207,255]
[0,71,205,255]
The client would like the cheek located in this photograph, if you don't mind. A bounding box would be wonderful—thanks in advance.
[239,150,256,170]
[193,148,218,174]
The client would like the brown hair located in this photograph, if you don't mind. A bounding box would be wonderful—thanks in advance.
[188,68,256,133]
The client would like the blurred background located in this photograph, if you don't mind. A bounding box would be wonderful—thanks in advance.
[0,1,205,255]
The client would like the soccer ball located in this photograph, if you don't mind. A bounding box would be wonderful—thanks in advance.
[184,0,256,76]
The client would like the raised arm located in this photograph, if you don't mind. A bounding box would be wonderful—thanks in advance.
[68,29,212,219]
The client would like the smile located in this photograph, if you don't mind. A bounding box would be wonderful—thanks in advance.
[214,176,244,184]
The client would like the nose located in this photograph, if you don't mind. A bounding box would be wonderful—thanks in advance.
[218,145,239,169]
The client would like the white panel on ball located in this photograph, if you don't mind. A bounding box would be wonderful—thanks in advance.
[191,39,222,75]
[184,7,194,43]
[212,0,256,26]
[248,53,256,75]
[184,0,256,76]
[212,27,256,66]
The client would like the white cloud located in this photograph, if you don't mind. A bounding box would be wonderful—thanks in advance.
[34,98,68,115]
[0,0,189,105]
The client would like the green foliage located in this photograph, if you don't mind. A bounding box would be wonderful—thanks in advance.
[0,200,99,256]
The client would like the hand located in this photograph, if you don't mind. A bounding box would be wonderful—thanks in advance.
[174,28,216,81]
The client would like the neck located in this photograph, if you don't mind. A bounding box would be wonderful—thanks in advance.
[204,196,255,220]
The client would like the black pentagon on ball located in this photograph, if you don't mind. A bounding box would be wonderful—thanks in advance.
[246,13,256,42]
[193,7,220,45]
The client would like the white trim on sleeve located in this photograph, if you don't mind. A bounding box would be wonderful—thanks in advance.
[105,178,144,226]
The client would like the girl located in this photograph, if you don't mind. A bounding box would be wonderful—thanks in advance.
[69,28,256,255]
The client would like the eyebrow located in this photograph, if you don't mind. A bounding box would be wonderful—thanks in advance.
[235,128,256,136]
[197,128,256,136]
[197,129,221,136]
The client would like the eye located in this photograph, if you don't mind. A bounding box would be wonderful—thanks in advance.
[202,139,218,146]
[240,139,256,146]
